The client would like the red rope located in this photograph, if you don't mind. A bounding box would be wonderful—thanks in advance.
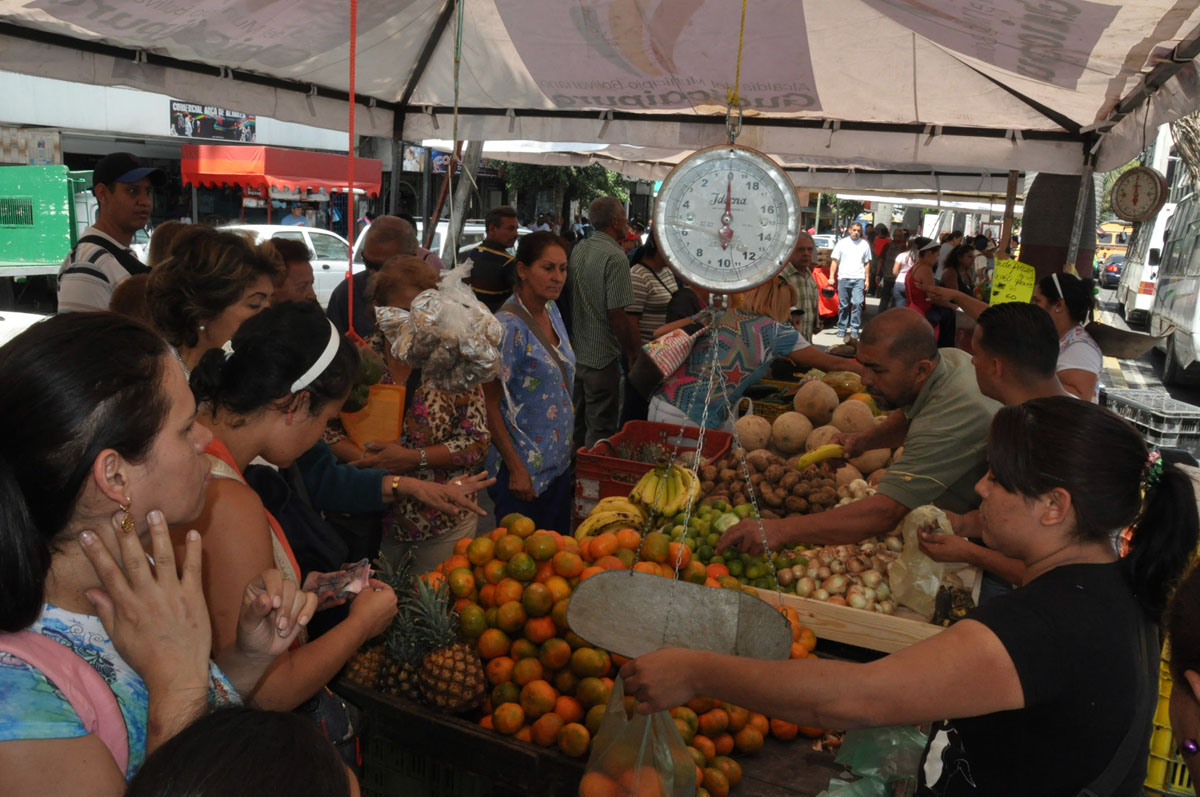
[345,0,363,344]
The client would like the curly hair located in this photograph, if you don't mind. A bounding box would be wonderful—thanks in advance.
[147,227,285,348]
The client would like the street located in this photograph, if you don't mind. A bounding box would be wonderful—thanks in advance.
[1096,286,1200,407]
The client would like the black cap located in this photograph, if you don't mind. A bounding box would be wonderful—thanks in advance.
[93,152,166,190]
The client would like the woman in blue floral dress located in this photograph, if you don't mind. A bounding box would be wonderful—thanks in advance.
[484,232,576,533]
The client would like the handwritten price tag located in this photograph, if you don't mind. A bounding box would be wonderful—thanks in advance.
[989,260,1036,306]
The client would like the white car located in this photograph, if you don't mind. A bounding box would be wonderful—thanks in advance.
[0,310,47,347]
[812,234,837,250]
[1117,202,1174,326]
[221,224,352,308]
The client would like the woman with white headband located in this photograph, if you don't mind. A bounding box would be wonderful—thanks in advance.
[177,301,399,713]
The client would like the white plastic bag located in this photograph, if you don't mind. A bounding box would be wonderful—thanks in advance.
[887,506,953,618]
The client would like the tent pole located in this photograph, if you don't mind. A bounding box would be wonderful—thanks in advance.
[422,146,433,239]
[425,141,461,250]
[443,140,484,265]
[998,170,1018,256]
[1064,160,1094,271]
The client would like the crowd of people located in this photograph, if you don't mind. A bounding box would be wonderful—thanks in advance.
[1,150,1197,795]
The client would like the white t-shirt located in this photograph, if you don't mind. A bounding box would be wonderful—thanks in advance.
[830,237,872,280]
[1057,326,1103,375]
[894,251,915,284]
[57,226,143,314]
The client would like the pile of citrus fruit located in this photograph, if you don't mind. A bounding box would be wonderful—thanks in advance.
[422,512,823,796]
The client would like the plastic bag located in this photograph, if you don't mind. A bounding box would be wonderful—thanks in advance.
[887,506,953,618]
[376,262,502,393]
[581,677,696,796]
[822,370,864,399]
[815,776,888,797]
[817,725,927,796]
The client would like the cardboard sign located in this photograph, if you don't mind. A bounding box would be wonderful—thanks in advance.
[990,260,1036,306]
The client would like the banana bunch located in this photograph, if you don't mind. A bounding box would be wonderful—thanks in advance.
[573,496,647,540]
[796,444,844,471]
[630,462,701,518]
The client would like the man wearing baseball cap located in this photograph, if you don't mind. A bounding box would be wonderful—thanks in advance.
[57,152,165,313]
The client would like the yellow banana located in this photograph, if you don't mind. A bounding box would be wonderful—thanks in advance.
[574,509,644,539]
[632,469,663,508]
[659,467,685,515]
[795,444,845,471]
[594,497,645,518]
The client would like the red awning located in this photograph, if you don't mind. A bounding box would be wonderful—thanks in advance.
[181,144,382,196]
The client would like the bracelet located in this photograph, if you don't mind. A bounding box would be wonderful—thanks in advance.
[417,447,429,469]
[390,475,401,502]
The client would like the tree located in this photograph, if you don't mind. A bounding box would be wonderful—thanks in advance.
[820,193,866,231]
[498,162,628,224]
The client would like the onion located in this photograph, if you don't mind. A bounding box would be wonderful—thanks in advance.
[794,556,809,569]
[829,559,846,575]
[860,570,883,589]
[874,582,891,601]
[859,542,877,555]
[847,591,869,609]
[861,587,876,603]
[821,574,848,595]
[791,564,806,581]
[885,536,905,552]
[795,576,816,598]
[777,567,794,587]
[806,566,820,580]
[845,557,865,575]
[834,545,853,560]
[826,595,848,606]
[816,565,832,580]
[813,588,830,601]
[817,550,835,566]
[875,600,895,615]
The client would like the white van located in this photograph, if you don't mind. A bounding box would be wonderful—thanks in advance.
[221,224,352,307]
[1147,195,1200,384]
[1116,202,1175,326]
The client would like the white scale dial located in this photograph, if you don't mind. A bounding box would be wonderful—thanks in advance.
[1110,166,1168,224]
[654,145,800,293]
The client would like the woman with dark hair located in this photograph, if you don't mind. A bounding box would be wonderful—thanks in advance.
[1032,271,1102,402]
[0,314,313,792]
[941,243,977,296]
[628,232,679,344]
[622,397,1198,795]
[126,707,355,797]
[181,301,399,711]
[147,226,285,372]
[484,231,576,533]
[907,238,956,347]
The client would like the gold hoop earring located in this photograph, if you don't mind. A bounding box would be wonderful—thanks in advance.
[118,498,135,535]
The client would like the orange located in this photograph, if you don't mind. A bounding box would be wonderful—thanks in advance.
[579,566,605,582]
[615,548,636,569]
[670,706,699,736]
[798,627,817,653]
[682,560,708,584]
[611,652,631,668]
[482,559,508,585]
[512,656,544,686]
[590,531,619,558]
[593,554,625,571]
[769,717,799,740]
[577,771,620,797]
[564,631,591,650]
[570,647,609,678]
[542,575,571,604]
[616,527,642,550]
[538,637,572,671]
[466,537,495,566]
[747,712,769,735]
[495,534,525,562]
[453,537,472,556]
[534,559,556,583]
[494,577,524,606]
[798,724,825,738]
[686,745,707,769]
[577,536,592,561]
[453,596,476,613]
[485,655,515,685]
[551,550,584,578]
[557,722,591,758]
[633,561,659,575]
[507,552,537,581]
[790,641,808,660]
[701,767,730,797]
[491,681,519,707]
[496,600,527,634]
[686,697,716,714]
[692,733,716,762]
[698,708,729,736]
[492,702,524,735]
[478,583,497,607]
[420,571,445,589]
[561,535,580,554]
[484,606,498,628]
[619,767,665,797]
[515,725,532,743]
[501,513,536,538]
[778,605,803,641]
[478,714,493,729]
[674,716,696,744]
[553,668,579,695]
[668,541,692,568]
[446,567,475,598]
[723,704,749,733]
[523,616,557,645]
[521,583,554,617]
[584,704,607,736]
[510,638,538,660]
[525,531,559,561]
[710,756,742,788]
[476,628,510,659]
[519,679,558,719]
[487,526,506,541]
[733,725,764,753]
[441,553,471,574]
[458,603,486,639]
[575,676,610,707]
[554,694,584,723]
[550,598,571,631]
[641,531,670,563]
[704,577,722,588]
[712,732,735,756]
[706,563,730,579]
[530,711,565,747]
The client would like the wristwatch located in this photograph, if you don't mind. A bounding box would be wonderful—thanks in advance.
[390,475,401,502]
[417,447,429,469]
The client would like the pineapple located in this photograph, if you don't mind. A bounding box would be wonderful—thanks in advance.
[409,577,486,713]
[344,642,385,689]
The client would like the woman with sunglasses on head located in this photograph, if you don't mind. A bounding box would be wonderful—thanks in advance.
[0,314,313,794]
[622,397,1198,795]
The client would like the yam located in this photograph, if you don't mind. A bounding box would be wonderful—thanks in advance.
[831,400,875,434]
[850,448,891,474]
[805,425,841,451]
[835,464,863,487]
[793,381,839,426]
[866,468,886,487]
[734,413,772,451]
[771,412,814,455]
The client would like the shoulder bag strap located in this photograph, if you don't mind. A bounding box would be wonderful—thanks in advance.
[500,302,572,390]
[73,235,150,277]
[0,630,130,775]
[648,267,675,296]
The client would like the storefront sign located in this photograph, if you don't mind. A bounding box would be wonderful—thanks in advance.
[432,151,500,177]
[990,259,1036,305]
[170,100,256,142]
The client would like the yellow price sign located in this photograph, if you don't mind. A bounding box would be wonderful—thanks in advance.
[990,259,1037,306]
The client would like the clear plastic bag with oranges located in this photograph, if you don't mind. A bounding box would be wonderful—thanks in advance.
[581,676,697,796]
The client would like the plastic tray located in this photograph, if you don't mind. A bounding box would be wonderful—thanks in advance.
[1146,659,1195,795]
[1103,389,1200,435]
[362,733,492,797]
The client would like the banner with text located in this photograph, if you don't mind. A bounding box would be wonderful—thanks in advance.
[170,100,256,142]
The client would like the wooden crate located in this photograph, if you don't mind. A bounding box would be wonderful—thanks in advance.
[752,587,943,654]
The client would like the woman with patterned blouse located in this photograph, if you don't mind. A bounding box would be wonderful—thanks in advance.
[332,256,492,572]
[484,232,576,534]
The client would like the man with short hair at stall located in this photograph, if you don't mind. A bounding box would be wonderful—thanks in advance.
[268,238,317,304]
[465,205,520,312]
[326,215,417,339]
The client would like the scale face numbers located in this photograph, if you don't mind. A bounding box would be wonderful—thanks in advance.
[1110,165,1168,223]
[654,145,800,293]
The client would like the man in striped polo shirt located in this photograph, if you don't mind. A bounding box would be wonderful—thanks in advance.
[567,196,641,448]
[57,152,164,313]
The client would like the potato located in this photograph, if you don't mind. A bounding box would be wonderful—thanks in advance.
[700,480,716,493]
[831,400,875,434]
[718,468,737,482]
[835,464,863,487]
[701,465,718,482]
[771,412,813,454]
[763,464,787,484]
[762,488,784,508]
[805,425,841,451]
[780,471,802,491]
[745,449,774,472]
[793,380,839,426]
[785,496,810,514]
[761,509,781,519]
[850,448,891,474]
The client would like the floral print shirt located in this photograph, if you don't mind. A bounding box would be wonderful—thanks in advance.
[0,604,238,780]
[486,297,576,493]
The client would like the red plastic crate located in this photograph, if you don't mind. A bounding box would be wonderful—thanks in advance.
[573,421,732,527]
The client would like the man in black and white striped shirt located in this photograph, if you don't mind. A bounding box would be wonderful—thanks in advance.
[57,152,163,313]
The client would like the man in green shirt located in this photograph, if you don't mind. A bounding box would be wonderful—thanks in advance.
[719,308,1000,552]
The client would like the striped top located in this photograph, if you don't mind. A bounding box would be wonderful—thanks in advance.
[627,264,678,343]
[56,226,143,313]
[566,231,635,368]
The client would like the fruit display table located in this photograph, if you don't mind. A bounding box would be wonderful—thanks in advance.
[336,676,851,796]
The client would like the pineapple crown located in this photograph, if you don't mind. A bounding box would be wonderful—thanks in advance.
[379,550,463,664]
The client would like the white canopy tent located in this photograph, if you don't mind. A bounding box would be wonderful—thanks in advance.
[2,0,1199,179]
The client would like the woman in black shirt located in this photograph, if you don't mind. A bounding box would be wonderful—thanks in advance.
[621,397,1198,796]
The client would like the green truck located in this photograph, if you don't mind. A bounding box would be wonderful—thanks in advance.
[0,165,96,310]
